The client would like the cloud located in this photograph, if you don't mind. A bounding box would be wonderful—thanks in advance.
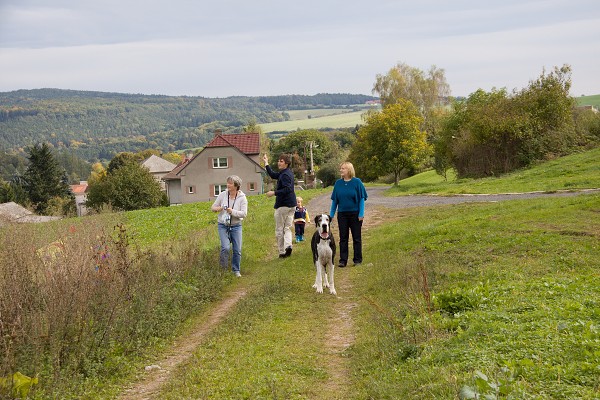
[0,0,599,97]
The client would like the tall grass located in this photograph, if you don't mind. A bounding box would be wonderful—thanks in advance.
[0,212,225,398]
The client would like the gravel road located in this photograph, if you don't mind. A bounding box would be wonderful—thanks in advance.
[308,187,600,214]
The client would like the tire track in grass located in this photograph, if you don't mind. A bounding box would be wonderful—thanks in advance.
[118,289,247,400]
[308,192,393,399]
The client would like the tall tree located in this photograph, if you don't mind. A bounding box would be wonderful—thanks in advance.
[349,101,431,185]
[373,62,451,144]
[270,130,333,177]
[86,162,165,211]
[373,62,451,112]
[23,143,72,214]
[244,119,270,158]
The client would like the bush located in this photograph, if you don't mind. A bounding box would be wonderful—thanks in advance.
[439,65,579,178]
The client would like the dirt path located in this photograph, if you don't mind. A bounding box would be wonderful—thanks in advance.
[118,289,247,400]
[306,191,389,399]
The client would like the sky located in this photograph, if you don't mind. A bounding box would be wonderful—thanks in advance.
[0,0,599,98]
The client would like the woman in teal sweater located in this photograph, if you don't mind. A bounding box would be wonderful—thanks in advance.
[329,162,368,267]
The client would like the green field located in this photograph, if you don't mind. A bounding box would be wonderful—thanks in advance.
[260,110,367,132]
[285,108,355,120]
[576,94,600,107]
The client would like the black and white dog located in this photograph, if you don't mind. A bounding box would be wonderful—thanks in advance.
[311,214,337,295]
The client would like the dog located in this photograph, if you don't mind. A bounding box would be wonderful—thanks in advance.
[311,214,337,295]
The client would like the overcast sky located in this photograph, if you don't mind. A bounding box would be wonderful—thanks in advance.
[0,0,598,98]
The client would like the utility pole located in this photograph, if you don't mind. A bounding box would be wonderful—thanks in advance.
[309,141,315,188]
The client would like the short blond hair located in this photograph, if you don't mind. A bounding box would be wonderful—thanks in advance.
[341,162,355,178]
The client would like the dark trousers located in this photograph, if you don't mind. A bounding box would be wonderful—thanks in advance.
[337,211,363,265]
[295,223,305,236]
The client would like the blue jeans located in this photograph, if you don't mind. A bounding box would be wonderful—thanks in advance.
[218,223,242,273]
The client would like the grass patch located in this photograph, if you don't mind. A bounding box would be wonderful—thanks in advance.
[390,147,600,195]
[349,194,600,399]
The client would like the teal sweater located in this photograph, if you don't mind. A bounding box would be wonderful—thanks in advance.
[329,177,368,218]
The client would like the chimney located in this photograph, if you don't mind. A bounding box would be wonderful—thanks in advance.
[214,128,223,137]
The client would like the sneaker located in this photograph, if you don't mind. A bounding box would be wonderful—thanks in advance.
[285,247,292,257]
[338,262,347,268]
[234,271,242,277]
[353,262,362,266]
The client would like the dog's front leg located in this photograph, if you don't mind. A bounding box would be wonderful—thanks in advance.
[314,262,324,293]
[328,262,336,295]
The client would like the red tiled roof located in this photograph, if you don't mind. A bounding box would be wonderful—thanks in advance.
[205,133,260,155]
[70,184,88,195]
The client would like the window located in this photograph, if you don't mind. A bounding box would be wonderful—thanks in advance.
[187,186,196,194]
[248,182,255,191]
[212,157,228,168]
[213,184,227,196]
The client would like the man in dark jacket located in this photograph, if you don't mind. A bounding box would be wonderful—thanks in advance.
[263,153,297,258]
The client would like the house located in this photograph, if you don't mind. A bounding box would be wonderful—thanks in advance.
[141,154,177,190]
[163,132,265,204]
[70,181,89,217]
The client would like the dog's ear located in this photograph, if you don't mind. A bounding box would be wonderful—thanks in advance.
[314,215,321,226]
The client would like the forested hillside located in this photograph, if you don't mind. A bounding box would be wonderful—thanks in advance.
[0,89,375,162]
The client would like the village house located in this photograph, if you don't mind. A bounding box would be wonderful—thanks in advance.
[70,181,89,217]
[141,154,178,190]
[163,131,265,204]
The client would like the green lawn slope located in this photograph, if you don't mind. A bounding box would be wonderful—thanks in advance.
[389,147,600,195]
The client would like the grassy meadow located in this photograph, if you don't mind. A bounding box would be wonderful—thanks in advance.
[1,148,599,399]
[260,110,366,133]
[576,94,600,107]
[285,108,355,120]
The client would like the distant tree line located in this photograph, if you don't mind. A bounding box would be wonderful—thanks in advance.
[257,93,377,109]
[0,90,376,165]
